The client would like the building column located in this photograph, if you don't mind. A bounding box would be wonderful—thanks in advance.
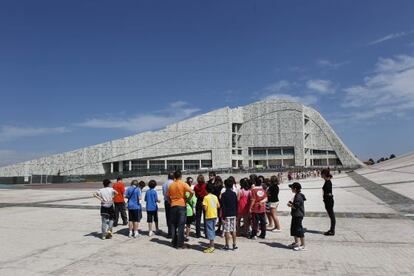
[110,163,114,173]
[164,160,167,170]
[199,160,202,169]
[129,160,132,171]
[147,160,150,170]
[281,159,284,167]
[182,160,185,170]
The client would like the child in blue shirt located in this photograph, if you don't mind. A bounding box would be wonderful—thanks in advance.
[125,180,142,238]
[145,180,160,236]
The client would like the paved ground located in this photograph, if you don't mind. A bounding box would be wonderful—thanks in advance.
[1,158,414,275]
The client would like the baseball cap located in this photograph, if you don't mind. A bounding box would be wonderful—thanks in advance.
[288,182,302,190]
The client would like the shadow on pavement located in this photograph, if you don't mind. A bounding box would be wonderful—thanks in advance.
[84,232,102,239]
[114,228,130,236]
[305,229,324,235]
[259,241,290,249]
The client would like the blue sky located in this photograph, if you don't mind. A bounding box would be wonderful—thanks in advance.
[1,0,414,166]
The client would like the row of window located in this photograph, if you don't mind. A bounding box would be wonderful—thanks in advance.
[120,159,213,172]
[248,147,295,156]
[305,149,336,155]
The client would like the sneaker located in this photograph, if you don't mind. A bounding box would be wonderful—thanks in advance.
[149,231,153,237]
[106,231,112,239]
[258,235,266,239]
[293,246,306,251]
[203,247,215,253]
[288,242,298,248]
[271,228,281,232]
[232,244,238,250]
[223,245,230,250]
[324,231,335,236]
[128,232,133,238]
[101,234,106,240]
[134,232,140,238]
[249,236,257,240]
[122,222,128,226]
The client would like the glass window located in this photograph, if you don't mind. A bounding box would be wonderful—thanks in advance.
[268,149,282,155]
[312,149,327,155]
[149,160,165,171]
[132,160,147,171]
[253,149,267,156]
[167,160,182,171]
[282,148,295,155]
[201,160,212,168]
[184,160,200,170]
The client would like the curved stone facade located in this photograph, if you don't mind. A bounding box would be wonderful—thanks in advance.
[0,100,363,176]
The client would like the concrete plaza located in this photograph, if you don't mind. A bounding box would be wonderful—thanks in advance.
[1,156,414,275]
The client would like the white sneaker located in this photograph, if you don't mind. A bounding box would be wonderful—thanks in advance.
[271,229,282,232]
[128,232,133,238]
[134,231,140,238]
[149,231,153,237]
[293,246,306,251]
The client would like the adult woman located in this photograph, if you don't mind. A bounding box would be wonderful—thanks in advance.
[237,178,251,237]
[266,175,281,232]
[321,168,336,236]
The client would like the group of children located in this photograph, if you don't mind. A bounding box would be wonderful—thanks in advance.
[93,172,308,252]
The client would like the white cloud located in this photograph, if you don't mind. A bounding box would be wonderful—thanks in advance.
[0,149,47,167]
[263,93,318,106]
[369,30,414,45]
[317,59,349,69]
[256,80,318,106]
[342,54,414,119]
[0,126,69,142]
[263,80,291,93]
[306,79,335,94]
[77,101,200,132]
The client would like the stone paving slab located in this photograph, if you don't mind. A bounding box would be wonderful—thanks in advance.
[348,172,414,216]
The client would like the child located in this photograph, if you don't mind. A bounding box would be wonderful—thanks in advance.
[237,178,251,237]
[249,177,268,239]
[202,183,220,253]
[221,178,238,250]
[125,180,142,238]
[185,177,197,241]
[93,179,118,240]
[138,181,146,191]
[287,182,307,251]
[145,180,160,236]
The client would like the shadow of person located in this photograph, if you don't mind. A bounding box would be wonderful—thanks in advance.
[84,232,102,239]
[114,228,130,236]
[259,241,291,249]
[149,237,175,248]
[305,229,324,235]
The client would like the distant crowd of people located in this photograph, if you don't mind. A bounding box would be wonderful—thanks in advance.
[93,169,336,253]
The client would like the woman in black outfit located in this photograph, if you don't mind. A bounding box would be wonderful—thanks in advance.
[321,168,335,236]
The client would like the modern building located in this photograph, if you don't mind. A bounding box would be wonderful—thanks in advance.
[0,100,363,177]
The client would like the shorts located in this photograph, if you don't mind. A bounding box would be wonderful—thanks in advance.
[223,216,236,233]
[128,209,142,222]
[147,210,158,223]
[205,218,217,241]
[186,215,194,226]
[290,216,304,238]
[269,202,279,209]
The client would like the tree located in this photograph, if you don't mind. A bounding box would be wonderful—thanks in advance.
[390,154,396,159]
